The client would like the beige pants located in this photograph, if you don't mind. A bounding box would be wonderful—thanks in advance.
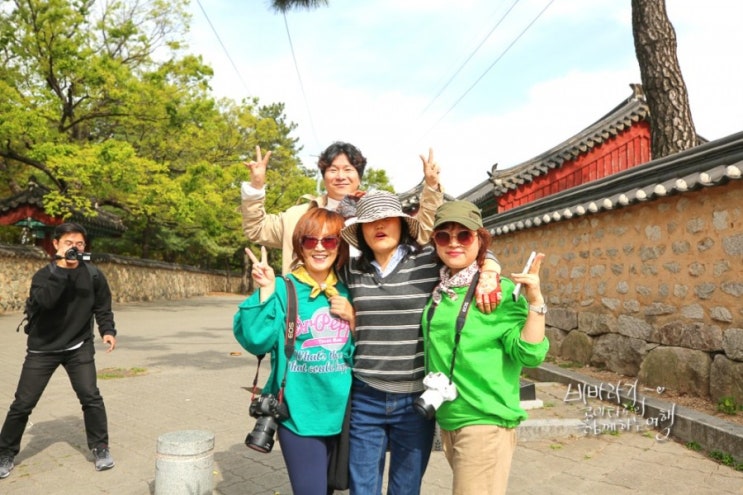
[440,424,517,495]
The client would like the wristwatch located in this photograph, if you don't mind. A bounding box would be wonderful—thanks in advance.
[529,303,548,315]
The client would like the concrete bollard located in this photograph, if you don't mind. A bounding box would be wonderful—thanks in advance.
[155,430,215,495]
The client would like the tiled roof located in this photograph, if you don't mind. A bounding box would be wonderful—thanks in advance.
[484,131,743,235]
[398,181,456,213]
[0,181,126,235]
[460,84,652,204]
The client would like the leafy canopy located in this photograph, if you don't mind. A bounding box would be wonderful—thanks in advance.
[0,0,330,268]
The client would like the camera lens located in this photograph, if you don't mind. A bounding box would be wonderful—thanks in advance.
[413,397,436,419]
[245,415,279,453]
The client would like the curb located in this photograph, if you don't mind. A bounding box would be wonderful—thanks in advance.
[518,418,586,441]
[524,362,743,460]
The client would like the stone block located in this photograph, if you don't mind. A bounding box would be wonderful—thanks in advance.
[560,331,593,364]
[578,311,614,336]
[590,333,653,376]
[722,328,743,361]
[638,347,711,398]
[710,354,743,404]
[648,320,723,351]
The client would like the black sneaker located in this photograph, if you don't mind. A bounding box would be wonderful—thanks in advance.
[0,456,14,479]
[92,447,115,471]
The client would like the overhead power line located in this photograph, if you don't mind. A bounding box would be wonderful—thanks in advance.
[422,0,555,138]
[420,0,521,116]
[282,13,320,149]
[195,0,250,94]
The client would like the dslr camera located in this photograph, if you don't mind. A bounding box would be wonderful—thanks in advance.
[414,372,458,419]
[64,246,92,262]
[245,394,289,453]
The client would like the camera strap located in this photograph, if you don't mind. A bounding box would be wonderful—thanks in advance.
[425,271,480,383]
[278,277,297,403]
[250,276,298,405]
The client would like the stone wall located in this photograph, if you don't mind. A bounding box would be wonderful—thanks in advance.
[492,180,743,403]
[0,245,243,313]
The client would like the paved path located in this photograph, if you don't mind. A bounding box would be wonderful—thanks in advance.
[0,294,742,494]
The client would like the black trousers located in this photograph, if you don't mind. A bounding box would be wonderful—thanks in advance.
[0,339,109,457]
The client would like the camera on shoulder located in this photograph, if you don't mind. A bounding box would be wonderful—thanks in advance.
[65,246,92,262]
[414,372,458,419]
[245,394,290,453]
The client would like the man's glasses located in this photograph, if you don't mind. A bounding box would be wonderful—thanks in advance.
[301,236,340,250]
[433,230,476,247]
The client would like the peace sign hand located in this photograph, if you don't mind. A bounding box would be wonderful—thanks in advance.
[419,148,440,189]
[243,145,272,189]
[510,252,545,306]
[245,246,275,288]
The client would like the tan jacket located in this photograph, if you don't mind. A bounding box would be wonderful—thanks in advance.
[241,186,444,274]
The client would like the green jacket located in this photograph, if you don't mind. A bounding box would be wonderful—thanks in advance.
[233,275,355,436]
[422,276,549,430]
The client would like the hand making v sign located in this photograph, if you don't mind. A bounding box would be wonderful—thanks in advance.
[245,246,276,301]
[243,145,272,189]
[419,147,441,190]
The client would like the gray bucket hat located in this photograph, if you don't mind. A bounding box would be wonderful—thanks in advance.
[340,191,420,249]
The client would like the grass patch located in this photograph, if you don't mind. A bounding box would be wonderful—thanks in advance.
[623,401,638,413]
[97,367,148,379]
[717,396,741,415]
[710,450,736,466]
[685,441,702,452]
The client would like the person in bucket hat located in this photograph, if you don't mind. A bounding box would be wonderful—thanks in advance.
[423,200,548,495]
[340,191,420,250]
[338,193,501,494]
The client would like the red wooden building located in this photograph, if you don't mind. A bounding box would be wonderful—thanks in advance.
[0,180,125,256]
[460,84,705,216]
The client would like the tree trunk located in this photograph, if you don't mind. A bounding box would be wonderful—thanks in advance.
[631,0,697,159]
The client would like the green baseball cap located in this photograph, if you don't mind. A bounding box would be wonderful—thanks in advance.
[433,200,483,230]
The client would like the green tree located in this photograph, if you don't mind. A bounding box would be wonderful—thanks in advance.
[361,168,394,193]
[271,0,329,12]
[0,0,313,268]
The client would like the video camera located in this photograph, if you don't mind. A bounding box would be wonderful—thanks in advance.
[64,246,92,262]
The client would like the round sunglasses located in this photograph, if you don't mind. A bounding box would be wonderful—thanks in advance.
[300,235,340,250]
[433,230,476,247]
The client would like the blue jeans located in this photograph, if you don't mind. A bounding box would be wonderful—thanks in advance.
[0,339,109,458]
[348,378,434,495]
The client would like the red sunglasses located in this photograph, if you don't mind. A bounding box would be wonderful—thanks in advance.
[301,235,340,250]
[433,230,476,247]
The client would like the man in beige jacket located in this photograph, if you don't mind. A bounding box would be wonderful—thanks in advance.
[241,141,444,274]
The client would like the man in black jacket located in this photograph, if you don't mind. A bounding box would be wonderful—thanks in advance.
[0,222,117,480]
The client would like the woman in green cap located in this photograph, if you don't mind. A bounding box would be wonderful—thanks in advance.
[421,200,549,495]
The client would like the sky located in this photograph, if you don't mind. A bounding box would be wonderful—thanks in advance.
[185,0,743,198]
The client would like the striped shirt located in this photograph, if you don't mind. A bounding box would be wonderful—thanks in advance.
[341,245,440,393]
